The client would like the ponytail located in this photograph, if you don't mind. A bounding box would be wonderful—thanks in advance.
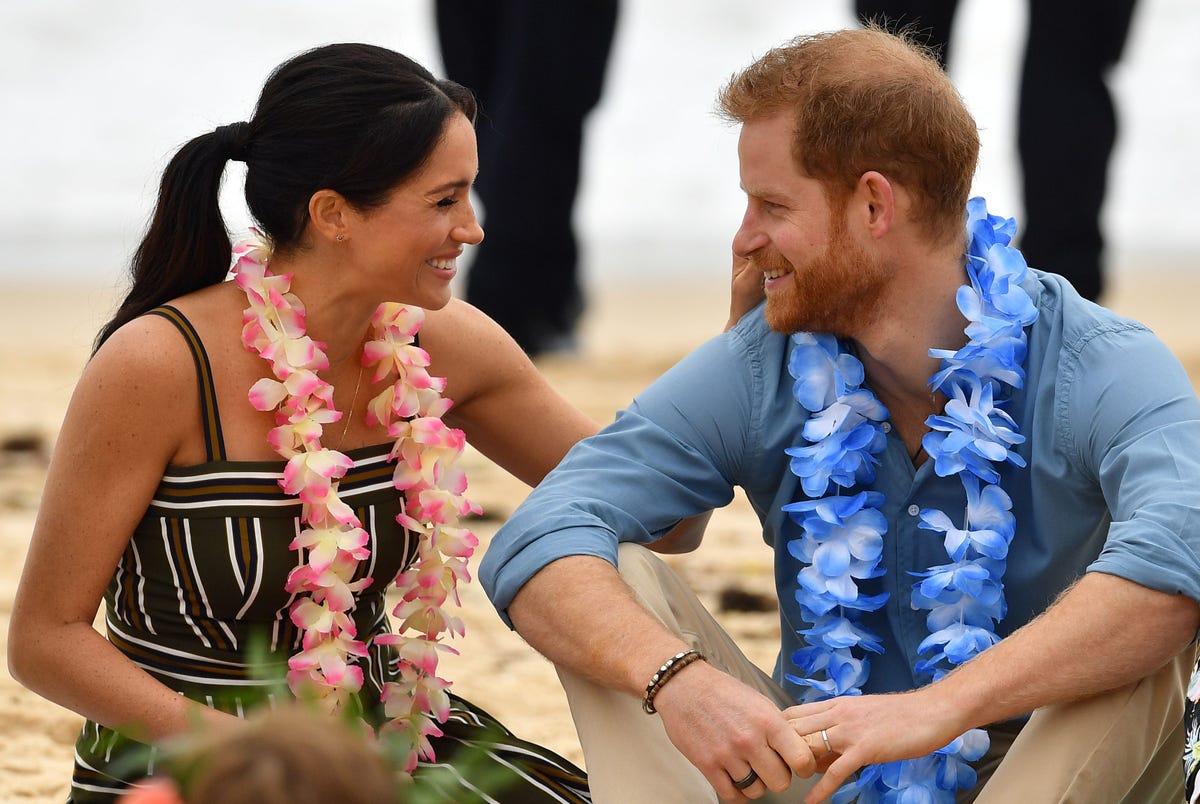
[93,122,249,353]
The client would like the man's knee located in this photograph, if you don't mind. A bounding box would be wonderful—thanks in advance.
[614,543,679,620]
[615,541,659,578]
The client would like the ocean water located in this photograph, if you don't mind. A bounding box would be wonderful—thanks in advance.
[1,0,1195,288]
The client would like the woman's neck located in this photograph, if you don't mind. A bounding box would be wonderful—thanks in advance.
[270,250,375,366]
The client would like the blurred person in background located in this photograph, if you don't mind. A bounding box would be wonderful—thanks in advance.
[855,0,1139,302]
[117,704,398,804]
[435,0,619,357]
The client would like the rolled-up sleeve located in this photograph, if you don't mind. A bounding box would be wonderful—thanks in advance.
[1069,324,1200,603]
[480,328,761,627]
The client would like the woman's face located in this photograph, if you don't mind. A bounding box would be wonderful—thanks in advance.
[352,112,483,310]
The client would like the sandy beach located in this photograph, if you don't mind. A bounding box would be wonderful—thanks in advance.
[2,270,1198,801]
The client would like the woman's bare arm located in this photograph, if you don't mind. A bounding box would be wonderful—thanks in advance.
[9,317,238,740]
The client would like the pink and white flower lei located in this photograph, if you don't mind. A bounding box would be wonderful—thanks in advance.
[231,232,479,773]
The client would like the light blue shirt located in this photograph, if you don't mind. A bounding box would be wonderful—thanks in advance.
[482,271,1200,701]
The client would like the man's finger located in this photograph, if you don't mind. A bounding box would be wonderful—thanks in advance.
[766,720,817,780]
[805,754,858,804]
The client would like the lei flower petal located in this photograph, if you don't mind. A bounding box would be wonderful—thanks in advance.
[788,332,863,410]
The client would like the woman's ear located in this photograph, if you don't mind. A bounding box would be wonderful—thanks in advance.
[307,189,352,244]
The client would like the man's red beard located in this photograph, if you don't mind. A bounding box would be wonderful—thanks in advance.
[753,217,890,338]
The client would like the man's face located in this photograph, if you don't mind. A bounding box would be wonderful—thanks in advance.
[732,113,889,338]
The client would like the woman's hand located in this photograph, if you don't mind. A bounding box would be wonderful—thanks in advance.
[726,252,764,331]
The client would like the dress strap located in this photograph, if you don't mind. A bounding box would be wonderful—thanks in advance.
[147,306,227,461]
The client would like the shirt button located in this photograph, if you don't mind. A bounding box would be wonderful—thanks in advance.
[881,422,893,433]
[907,504,920,516]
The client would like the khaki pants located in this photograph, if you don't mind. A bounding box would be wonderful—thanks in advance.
[559,544,1191,803]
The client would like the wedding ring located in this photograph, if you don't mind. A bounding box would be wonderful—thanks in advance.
[732,769,759,790]
[821,728,833,754]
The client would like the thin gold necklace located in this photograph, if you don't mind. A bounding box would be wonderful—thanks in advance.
[334,350,366,451]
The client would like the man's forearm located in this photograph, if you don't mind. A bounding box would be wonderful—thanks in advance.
[509,551,823,796]
[784,572,1199,804]
[507,554,693,696]
[936,571,1198,730]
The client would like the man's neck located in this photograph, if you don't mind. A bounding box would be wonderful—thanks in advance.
[850,251,969,461]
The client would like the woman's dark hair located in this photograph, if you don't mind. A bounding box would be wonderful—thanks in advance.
[94,43,476,352]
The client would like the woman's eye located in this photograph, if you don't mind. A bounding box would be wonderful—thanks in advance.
[436,197,457,208]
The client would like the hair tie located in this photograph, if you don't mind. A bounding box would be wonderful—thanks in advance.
[214,121,251,162]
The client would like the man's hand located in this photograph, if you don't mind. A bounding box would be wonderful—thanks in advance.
[654,660,819,801]
[779,574,1200,803]
[782,687,968,803]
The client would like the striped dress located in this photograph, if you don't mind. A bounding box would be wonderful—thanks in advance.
[69,306,590,803]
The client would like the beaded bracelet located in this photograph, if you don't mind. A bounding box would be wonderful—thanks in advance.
[642,648,706,714]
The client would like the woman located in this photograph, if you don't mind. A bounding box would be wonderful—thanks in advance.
[9,43,609,802]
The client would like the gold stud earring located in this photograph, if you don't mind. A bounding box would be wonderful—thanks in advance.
[336,233,345,242]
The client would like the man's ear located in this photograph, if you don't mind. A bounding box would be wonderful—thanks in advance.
[307,189,352,244]
[855,171,895,240]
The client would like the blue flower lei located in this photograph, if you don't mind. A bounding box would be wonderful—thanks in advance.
[782,198,1038,802]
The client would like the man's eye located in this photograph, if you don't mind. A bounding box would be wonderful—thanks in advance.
[437,197,457,208]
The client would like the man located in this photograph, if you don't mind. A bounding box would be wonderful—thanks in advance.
[481,28,1200,803]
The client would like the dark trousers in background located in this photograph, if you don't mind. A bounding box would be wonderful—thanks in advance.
[855,0,1139,302]
[435,1,619,355]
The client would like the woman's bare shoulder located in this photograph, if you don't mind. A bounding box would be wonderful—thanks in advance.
[89,309,197,383]
[420,298,532,397]
[421,297,497,337]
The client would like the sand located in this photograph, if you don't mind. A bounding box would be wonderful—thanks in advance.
[2,271,1197,801]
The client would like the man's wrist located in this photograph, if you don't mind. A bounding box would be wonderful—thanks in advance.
[642,648,707,714]
[920,668,989,737]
